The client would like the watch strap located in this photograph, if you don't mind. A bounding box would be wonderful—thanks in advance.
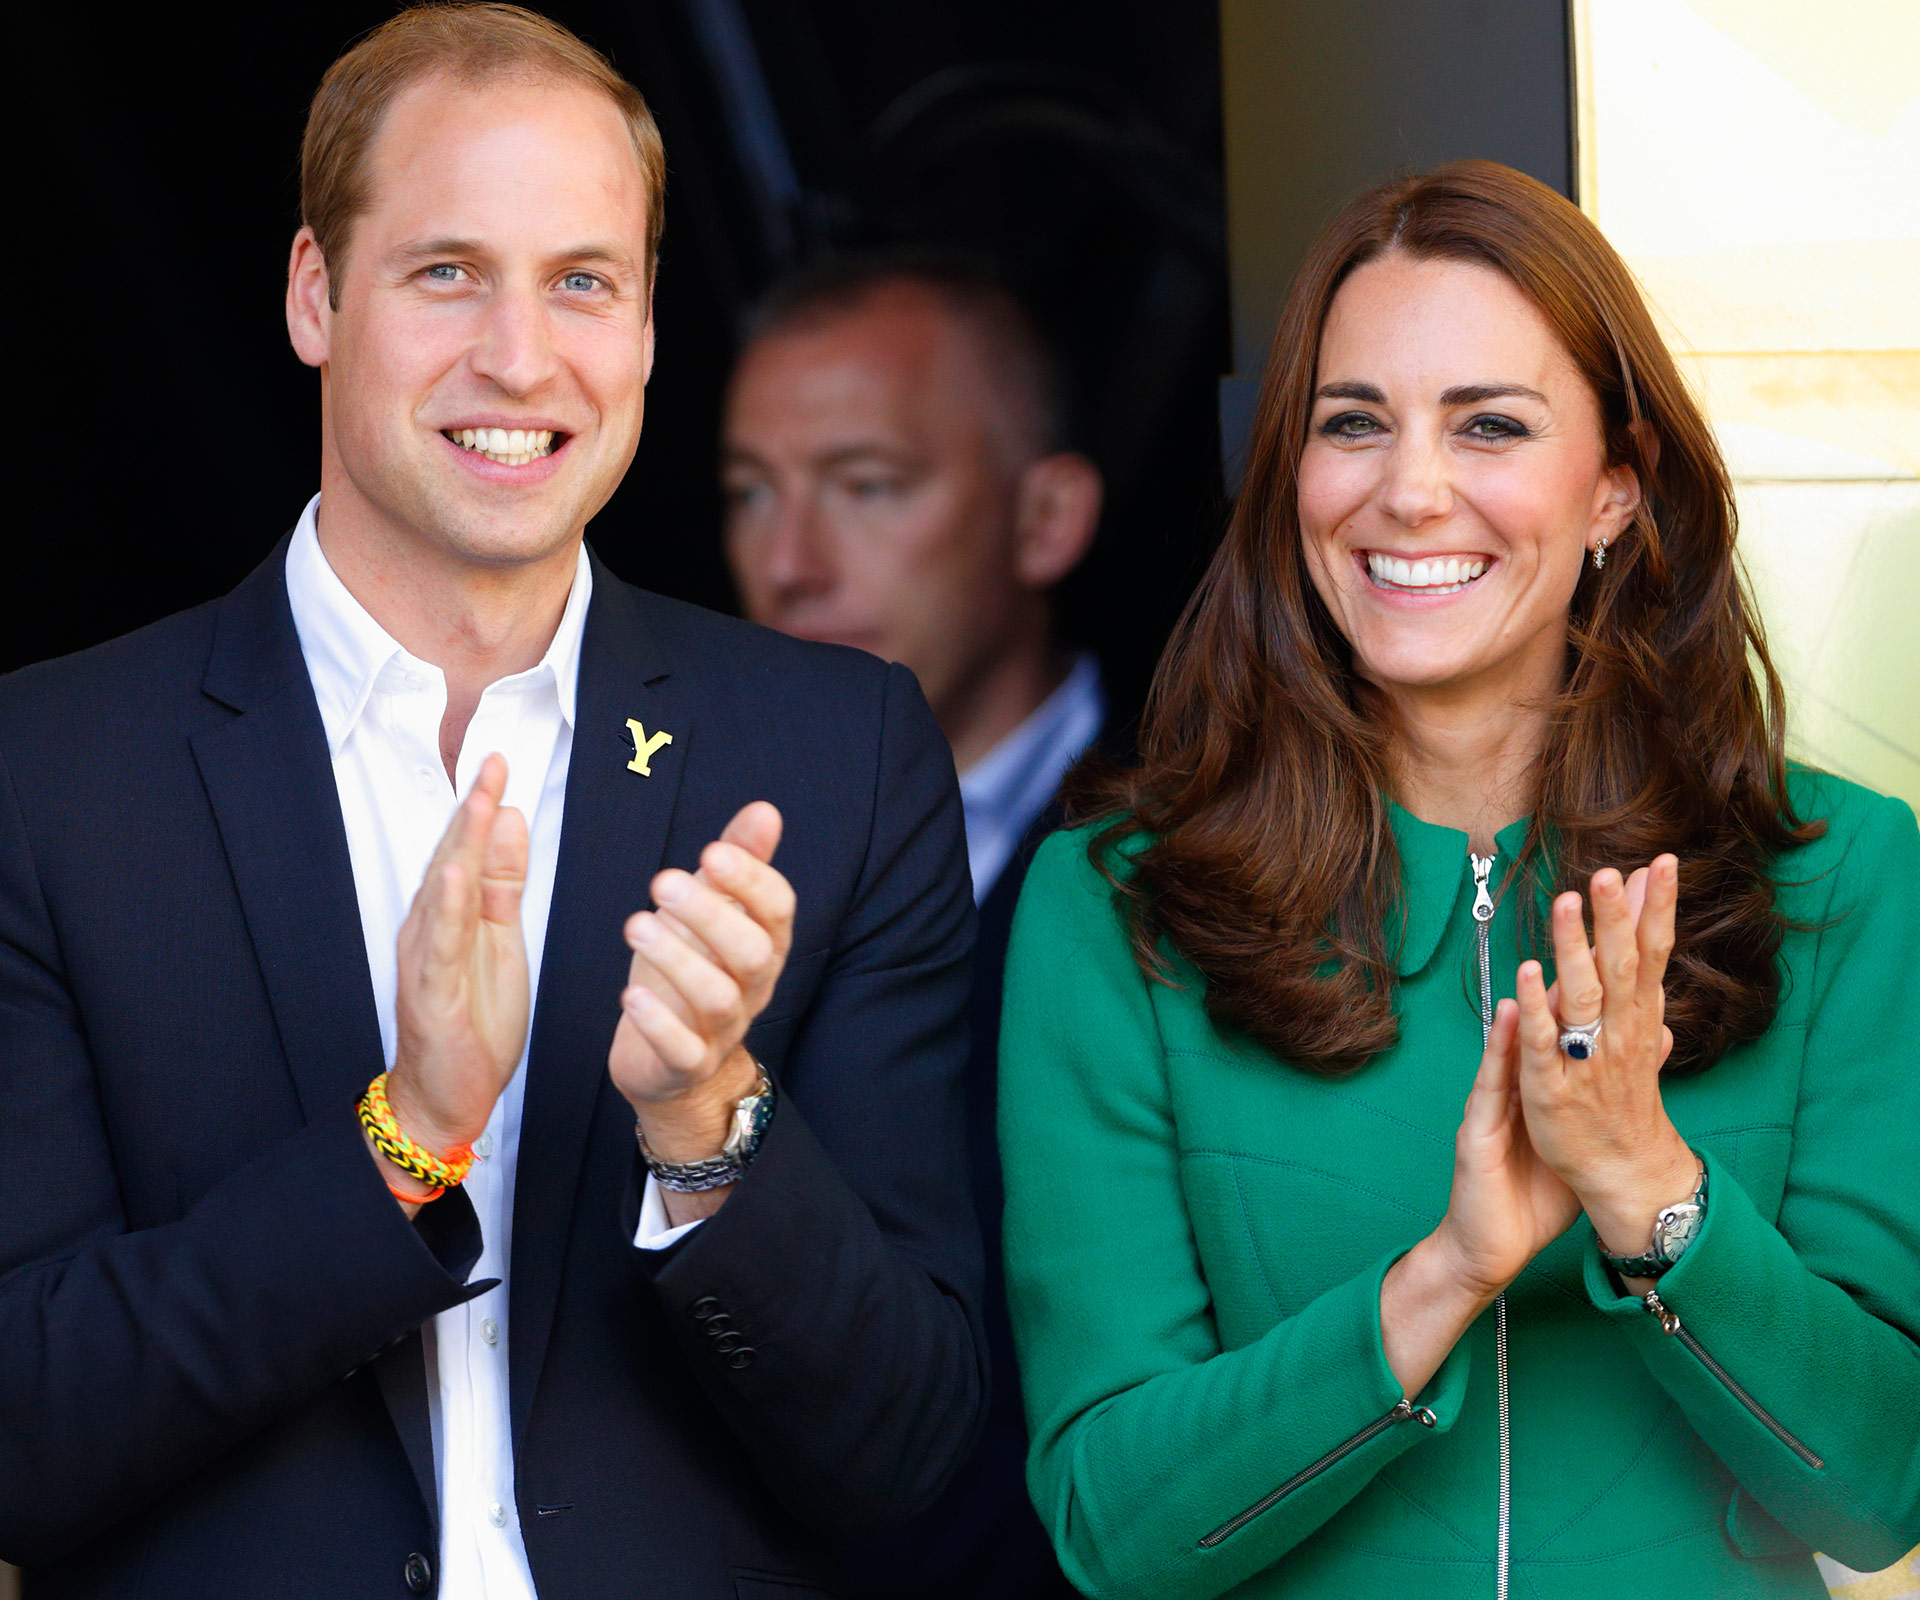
[639,1068,775,1193]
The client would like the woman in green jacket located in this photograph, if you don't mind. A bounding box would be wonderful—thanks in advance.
[999,160,1919,1600]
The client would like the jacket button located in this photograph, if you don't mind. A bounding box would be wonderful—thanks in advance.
[689,1296,722,1322]
[404,1551,433,1594]
[713,1331,743,1353]
[727,1347,757,1369]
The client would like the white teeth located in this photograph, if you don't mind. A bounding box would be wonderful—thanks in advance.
[445,427,559,465]
[1367,552,1490,594]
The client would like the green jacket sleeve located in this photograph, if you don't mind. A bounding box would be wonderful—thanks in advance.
[999,833,1469,1600]
[1582,789,1920,1571]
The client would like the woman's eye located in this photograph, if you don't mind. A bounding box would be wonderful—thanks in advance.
[561,272,602,293]
[1321,412,1382,438]
[1464,414,1530,441]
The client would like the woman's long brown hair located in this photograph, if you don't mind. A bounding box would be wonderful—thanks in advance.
[1071,160,1820,1076]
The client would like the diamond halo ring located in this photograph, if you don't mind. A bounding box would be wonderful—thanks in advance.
[1558,1017,1603,1060]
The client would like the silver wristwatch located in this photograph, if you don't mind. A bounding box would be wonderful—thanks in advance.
[638,1068,776,1193]
[1599,1157,1707,1279]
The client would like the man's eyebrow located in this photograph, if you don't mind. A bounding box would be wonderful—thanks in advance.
[387,238,642,273]
[1441,383,1548,407]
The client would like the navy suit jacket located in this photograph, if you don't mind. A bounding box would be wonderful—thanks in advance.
[0,538,985,1599]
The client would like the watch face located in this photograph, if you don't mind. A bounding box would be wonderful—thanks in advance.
[1654,1202,1703,1261]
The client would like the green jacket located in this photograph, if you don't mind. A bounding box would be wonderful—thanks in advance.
[1000,770,1920,1600]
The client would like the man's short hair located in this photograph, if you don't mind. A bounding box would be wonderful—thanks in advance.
[302,3,665,308]
[743,252,1071,464]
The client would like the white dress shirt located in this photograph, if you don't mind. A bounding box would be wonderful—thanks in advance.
[285,495,689,1600]
[957,651,1105,902]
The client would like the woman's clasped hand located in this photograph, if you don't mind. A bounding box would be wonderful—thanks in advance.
[1436,855,1697,1306]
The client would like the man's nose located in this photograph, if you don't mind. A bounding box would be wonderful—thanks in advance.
[1378,426,1455,527]
[762,495,835,596]
[469,285,561,396]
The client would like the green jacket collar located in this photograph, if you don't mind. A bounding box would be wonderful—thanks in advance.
[1388,802,1534,976]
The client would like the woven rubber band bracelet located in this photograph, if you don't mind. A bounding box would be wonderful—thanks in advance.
[357,1072,476,1203]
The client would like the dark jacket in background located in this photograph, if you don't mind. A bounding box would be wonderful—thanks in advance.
[0,539,985,1599]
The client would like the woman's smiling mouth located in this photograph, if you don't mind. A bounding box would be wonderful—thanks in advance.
[1362,550,1489,595]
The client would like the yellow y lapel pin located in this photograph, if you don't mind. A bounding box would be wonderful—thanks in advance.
[625,718,674,777]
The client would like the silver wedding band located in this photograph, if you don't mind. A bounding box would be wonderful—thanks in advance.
[1558,1017,1603,1060]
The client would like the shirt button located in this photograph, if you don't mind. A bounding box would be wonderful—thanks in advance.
[487,1500,507,1528]
[474,1132,494,1160]
[481,1318,499,1347]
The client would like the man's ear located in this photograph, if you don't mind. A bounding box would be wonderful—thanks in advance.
[1012,452,1103,591]
[286,227,333,369]
[642,279,657,385]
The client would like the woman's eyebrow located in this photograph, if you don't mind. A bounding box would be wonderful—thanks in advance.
[1315,381,1386,403]
[1440,383,1548,406]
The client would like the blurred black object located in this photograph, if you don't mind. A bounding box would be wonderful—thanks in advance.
[23,1,1229,718]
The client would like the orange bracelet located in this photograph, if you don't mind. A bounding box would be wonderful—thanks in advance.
[357,1073,476,1194]
[385,1179,446,1205]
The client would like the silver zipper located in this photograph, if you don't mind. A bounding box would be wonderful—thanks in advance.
[1469,850,1510,1600]
[1641,1292,1824,1469]
[1197,1398,1437,1547]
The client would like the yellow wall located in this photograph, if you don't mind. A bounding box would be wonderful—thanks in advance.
[1574,0,1920,812]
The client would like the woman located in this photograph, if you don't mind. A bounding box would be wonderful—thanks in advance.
[999,161,1919,1600]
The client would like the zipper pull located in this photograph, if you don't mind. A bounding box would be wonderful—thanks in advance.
[1643,1290,1682,1337]
[1390,1397,1439,1427]
[1469,853,1496,923]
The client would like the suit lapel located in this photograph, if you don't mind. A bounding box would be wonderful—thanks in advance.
[191,537,429,1508]
[191,539,387,1123]
[511,562,688,1449]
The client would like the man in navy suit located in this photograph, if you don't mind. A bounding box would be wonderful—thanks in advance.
[0,8,981,1597]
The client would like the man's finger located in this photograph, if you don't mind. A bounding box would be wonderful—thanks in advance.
[718,801,783,865]
[647,874,776,989]
[628,912,743,1035]
[478,804,529,929]
[691,843,796,960]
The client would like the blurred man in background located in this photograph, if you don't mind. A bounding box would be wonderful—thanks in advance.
[724,256,1103,1599]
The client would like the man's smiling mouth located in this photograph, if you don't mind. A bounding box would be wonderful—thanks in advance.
[443,427,560,467]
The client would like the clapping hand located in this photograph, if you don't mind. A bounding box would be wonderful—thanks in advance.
[377,754,531,1208]
[608,802,795,1208]
[1516,856,1696,1265]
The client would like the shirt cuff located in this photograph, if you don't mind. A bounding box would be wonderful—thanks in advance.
[633,1171,706,1251]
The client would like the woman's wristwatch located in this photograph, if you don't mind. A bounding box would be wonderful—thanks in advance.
[1599,1156,1707,1279]
[638,1066,777,1193]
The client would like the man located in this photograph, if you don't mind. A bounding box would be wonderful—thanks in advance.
[0,9,982,1598]
[723,258,1106,1598]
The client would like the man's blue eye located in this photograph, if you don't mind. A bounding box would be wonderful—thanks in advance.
[427,265,461,281]
[563,273,600,292]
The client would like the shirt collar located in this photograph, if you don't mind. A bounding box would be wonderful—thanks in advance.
[284,493,593,754]
[958,653,1105,897]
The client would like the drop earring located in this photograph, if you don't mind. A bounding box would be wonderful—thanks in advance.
[1592,537,1609,571]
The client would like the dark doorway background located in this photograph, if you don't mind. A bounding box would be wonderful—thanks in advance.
[22,1,1230,722]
